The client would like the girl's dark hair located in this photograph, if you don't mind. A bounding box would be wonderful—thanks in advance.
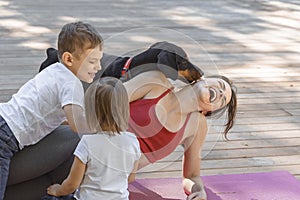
[204,75,237,139]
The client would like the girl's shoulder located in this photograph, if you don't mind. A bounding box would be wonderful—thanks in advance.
[120,131,140,145]
[82,131,137,140]
[122,131,138,138]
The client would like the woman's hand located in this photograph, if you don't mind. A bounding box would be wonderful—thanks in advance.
[47,184,61,196]
[183,177,207,200]
[186,190,207,200]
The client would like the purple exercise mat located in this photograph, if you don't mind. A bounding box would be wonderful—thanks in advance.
[129,171,300,200]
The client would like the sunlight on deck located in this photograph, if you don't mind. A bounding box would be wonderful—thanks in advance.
[0,3,52,49]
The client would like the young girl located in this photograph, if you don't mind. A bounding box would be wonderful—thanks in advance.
[45,77,140,200]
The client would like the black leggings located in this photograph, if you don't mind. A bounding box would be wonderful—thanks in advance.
[5,125,80,200]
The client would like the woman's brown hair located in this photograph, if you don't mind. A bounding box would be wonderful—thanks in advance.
[205,75,237,139]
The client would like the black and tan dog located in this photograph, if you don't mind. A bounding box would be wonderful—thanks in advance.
[39,41,204,83]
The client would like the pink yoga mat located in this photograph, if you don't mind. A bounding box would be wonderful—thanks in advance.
[129,171,300,200]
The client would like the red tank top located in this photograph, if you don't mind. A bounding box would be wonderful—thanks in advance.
[128,88,191,163]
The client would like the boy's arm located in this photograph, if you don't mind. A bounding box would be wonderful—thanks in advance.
[128,160,139,183]
[47,156,86,196]
[63,104,90,134]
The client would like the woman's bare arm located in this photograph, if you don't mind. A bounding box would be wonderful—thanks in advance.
[182,113,208,200]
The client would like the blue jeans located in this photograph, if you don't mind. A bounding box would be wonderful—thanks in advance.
[41,194,75,200]
[0,116,19,200]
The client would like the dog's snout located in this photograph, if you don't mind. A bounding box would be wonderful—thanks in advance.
[195,65,204,76]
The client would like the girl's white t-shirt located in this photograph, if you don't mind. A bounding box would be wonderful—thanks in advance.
[74,132,141,200]
[0,62,84,149]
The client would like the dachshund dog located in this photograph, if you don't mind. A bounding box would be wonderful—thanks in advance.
[39,41,204,83]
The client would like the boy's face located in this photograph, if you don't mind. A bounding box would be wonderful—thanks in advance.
[72,45,103,83]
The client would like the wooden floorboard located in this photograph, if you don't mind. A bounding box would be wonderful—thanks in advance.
[1,0,300,182]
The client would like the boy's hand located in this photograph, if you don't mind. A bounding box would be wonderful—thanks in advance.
[186,191,207,200]
[47,184,61,196]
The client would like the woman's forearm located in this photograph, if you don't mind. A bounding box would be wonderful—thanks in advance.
[183,176,207,200]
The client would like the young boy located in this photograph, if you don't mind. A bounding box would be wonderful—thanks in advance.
[0,21,103,200]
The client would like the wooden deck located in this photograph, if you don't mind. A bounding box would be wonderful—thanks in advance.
[1,0,300,180]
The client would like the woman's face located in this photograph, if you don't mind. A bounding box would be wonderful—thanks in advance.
[193,77,232,112]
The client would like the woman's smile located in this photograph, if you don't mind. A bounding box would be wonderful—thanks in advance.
[209,87,217,102]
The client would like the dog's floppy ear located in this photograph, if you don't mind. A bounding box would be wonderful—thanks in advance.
[157,50,178,80]
[39,48,59,72]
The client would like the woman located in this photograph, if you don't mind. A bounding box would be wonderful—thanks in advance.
[5,71,236,200]
[124,70,236,200]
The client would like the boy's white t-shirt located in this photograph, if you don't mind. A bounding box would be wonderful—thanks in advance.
[74,131,141,200]
[0,62,84,149]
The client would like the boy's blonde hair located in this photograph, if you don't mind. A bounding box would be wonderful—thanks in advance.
[57,21,103,60]
[85,77,129,134]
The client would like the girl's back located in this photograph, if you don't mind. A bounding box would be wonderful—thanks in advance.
[73,132,140,200]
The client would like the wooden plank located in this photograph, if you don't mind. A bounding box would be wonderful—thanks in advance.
[287,109,300,116]
[237,92,300,98]
[136,165,300,179]
[138,155,300,173]
[204,146,300,160]
[154,146,300,162]
[201,165,300,178]
[238,103,300,110]
[237,97,299,104]
[235,110,292,118]
[236,115,300,122]
[204,138,300,150]
[235,80,299,86]
[204,130,300,143]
